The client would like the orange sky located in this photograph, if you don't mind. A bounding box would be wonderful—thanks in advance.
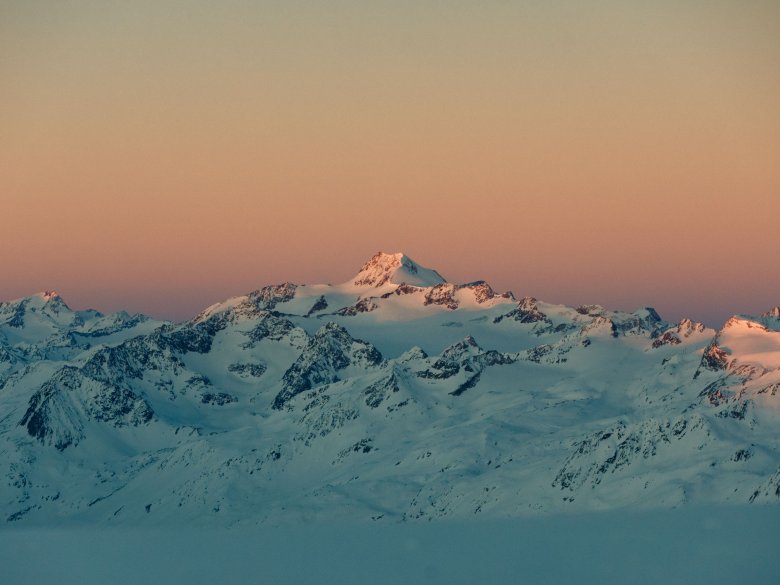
[1,1,778,325]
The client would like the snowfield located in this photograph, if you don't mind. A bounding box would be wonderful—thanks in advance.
[2,507,778,584]
[0,252,779,533]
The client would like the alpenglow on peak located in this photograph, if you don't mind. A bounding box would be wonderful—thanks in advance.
[351,252,446,288]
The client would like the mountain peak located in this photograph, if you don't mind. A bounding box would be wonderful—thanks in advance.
[351,252,446,288]
[762,306,780,319]
[35,290,70,311]
[38,290,61,302]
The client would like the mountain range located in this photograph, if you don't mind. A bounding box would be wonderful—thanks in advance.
[2,252,779,526]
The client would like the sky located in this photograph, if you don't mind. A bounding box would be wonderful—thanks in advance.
[1,0,778,326]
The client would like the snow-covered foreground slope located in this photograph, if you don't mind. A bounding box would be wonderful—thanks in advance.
[2,507,779,585]
[1,252,779,526]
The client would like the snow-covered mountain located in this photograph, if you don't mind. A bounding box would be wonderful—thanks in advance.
[1,252,779,526]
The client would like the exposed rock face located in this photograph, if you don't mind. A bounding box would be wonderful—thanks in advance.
[352,252,446,288]
[494,297,549,324]
[1,292,75,330]
[353,252,407,287]
[580,316,619,338]
[391,283,423,296]
[201,392,237,406]
[652,318,706,348]
[20,366,153,450]
[335,298,379,316]
[553,416,709,492]
[306,296,328,316]
[241,312,301,347]
[576,305,604,316]
[750,468,780,503]
[363,373,401,409]
[1,302,27,328]
[228,362,266,379]
[424,283,459,310]
[762,307,780,319]
[652,331,683,348]
[458,281,513,304]
[701,342,731,372]
[80,313,149,338]
[690,315,780,419]
[612,308,663,336]
[1,256,779,526]
[273,322,383,409]
[19,368,86,450]
[248,283,298,310]
[467,281,497,303]
[415,336,514,395]
[157,316,231,354]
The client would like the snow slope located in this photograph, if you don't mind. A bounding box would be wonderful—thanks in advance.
[1,252,779,526]
[2,507,779,585]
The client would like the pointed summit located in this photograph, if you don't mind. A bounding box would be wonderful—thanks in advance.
[4,291,70,311]
[5,291,62,305]
[36,290,64,304]
[351,252,446,288]
[34,290,70,310]
[762,306,780,319]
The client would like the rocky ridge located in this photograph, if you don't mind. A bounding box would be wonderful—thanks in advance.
[1,252,778,526]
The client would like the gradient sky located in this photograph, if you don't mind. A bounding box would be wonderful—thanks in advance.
[1,0,778,325]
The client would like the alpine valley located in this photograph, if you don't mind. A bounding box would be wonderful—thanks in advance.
[2,252,779,526]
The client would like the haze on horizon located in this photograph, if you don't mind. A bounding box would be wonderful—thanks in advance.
[1,0,778,327]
